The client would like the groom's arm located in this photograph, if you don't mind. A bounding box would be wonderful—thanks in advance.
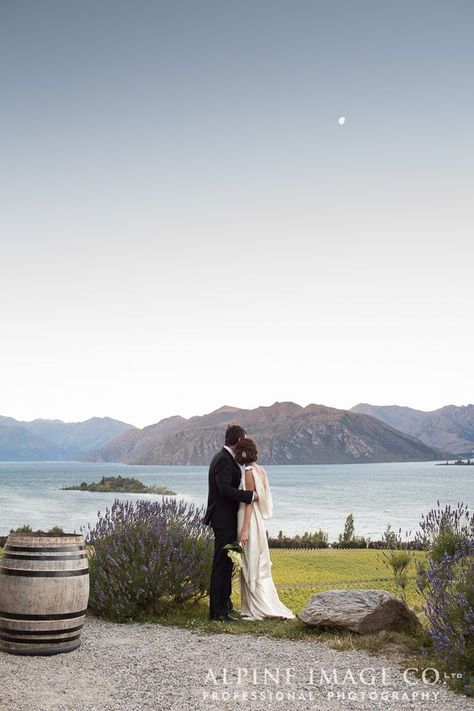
[215,458,253,504]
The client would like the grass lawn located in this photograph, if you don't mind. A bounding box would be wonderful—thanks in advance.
[132,548,431,661]
[266,548,425,613]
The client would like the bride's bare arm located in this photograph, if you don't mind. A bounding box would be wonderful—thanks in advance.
[240,468,256,546]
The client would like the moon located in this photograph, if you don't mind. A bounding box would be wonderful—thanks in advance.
[338,116,346,125]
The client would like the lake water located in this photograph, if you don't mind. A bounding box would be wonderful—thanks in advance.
[0,461,472,541]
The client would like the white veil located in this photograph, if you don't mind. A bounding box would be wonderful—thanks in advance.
[246,465,273,519]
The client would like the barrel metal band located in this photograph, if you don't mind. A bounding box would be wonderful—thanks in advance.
[5,544,85,553]
[3,553,87,561]
[0,568,89,577]
[0,609,87,620]
[0,624,83,636]
[0,633,81,645]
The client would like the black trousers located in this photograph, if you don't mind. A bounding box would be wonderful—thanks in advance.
[209,527,236,619]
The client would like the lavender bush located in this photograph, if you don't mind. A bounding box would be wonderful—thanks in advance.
[414,502,474,695]
[82,498,213,621]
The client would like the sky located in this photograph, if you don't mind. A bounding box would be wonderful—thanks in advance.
[1,0,473,428]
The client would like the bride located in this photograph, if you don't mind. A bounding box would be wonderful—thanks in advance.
[234,438,295,621]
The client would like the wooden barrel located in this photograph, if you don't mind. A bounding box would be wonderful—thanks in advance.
[0,533,89,655]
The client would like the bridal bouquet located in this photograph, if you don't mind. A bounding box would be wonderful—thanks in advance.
[223,542,243,571]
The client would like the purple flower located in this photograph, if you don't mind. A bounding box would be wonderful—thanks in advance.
[85,497,213,622]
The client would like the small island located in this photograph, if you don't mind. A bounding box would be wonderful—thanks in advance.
[62,475,176,495]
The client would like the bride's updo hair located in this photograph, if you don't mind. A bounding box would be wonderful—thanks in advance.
[235,437,258,465]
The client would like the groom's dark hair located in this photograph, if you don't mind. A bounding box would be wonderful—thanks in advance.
[225,424,246,446]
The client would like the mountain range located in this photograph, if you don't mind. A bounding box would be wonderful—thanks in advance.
[351,403,474,457]
[0,416,135,461]
[2,401,473,464]
[85,402,449,465]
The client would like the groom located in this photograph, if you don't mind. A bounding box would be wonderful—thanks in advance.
[203,424,258,621]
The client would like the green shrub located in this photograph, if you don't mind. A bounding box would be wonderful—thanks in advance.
[11,524,33,533]
[269,529,329,549]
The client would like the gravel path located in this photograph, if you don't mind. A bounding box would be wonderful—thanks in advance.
[0,614,472,711]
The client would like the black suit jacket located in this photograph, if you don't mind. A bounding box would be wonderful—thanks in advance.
[203,447,253,529]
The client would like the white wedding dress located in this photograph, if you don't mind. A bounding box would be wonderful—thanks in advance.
[237,464,295,621]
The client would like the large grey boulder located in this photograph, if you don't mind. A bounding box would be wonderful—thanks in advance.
[299,589,421,634]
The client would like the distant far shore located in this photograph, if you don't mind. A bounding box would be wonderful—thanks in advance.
[0,457,459,465]
[436,459,473,466]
